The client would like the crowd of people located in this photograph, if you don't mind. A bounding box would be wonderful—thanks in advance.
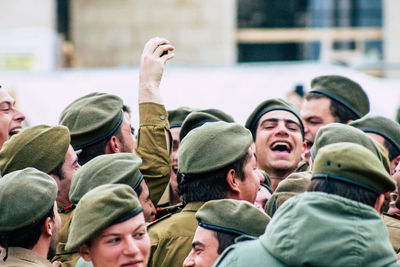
[1,36,400,267]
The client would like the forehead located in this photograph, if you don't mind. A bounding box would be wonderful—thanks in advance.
[301,98,332,118]
[194,226,218,244]
[258,110,300,125]
[0,89,15,103]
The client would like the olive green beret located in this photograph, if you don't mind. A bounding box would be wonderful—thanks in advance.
[0,168,57,231]
[264,171,311,217]
[312,142,396,194]
[311,123,390,173]
[69,153,143,204]
[245,98,304,140]
[309,75,369,118]
[59,92,124,150]
[196,199,270,237]
[168,107,193,128]
[179,111,221,142]
[0,125,70,175]
[65,184,143,251]
[200,108,235,123]
[350,115,400,155]
[178,121,252,174]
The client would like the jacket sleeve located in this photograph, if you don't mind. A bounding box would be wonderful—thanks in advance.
[136,102,172,205]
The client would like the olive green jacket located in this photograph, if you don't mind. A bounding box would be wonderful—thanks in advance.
[0,247,53,267]
[215,192,399,267]
[136,102,172,205]
[384,214,400,254]
[148,202,204,267]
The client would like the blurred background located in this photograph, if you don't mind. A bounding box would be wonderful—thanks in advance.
[1,0,399,128]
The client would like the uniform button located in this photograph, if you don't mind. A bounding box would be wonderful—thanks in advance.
[160,115,165,120]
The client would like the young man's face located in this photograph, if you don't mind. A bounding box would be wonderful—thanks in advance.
[138,180,156,222]
[301,97,337,159]
[0,89,25,149]
[118,112,136,154]
[255,110,305,177]
[238,148,261,204]
[183,226,220,267]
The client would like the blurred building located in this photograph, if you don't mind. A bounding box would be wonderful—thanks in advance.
[1,0,400,77]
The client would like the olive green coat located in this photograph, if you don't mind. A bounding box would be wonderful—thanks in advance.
[0,247,53,267]
[384,214,400,254]
[148,202,204,267]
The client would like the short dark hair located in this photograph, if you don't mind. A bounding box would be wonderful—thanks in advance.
[0,205,55,250]
[384,138,400,162]
[308,178,379,207]
[48,159,65,180]
[178,151,250,203]
[305,93,359,123]
[213,230,239,254]
[76,105,130,166]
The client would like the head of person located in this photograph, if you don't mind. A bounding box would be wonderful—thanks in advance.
[178,121,260,204]
[301,75,370,157]
[255,182,273,211]
[0,87,26,149]
[309,142,396,213]
[0,168,61,261]
[245,98,306,179]
[65,184,150,267]
[0,124,79,207]
[183,199,270,267]
[350,115,400,174]
[69,153,155,222]
[59,92,135,165]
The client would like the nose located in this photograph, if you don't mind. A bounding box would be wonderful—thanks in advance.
[14,108,25,122]
[149,199,156,217]
[123,236,140,256]
[274,121,288,136]
[183,251,195,267]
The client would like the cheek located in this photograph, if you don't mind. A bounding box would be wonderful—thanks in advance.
[139,236,151,261]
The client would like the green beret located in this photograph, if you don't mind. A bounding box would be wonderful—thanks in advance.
[69,153,143,204]
[312,142,396,194]
[168,107,193,128]
[245,98,304,140]
[350,115,400,155]
[0,168,57,231]
[196,199,270,237]
[0,125,70,175]
[179,111,221,142]
[178,121,252,174]
[310,75,369,118]
[264,171,311,217]
[59,92,124,150]
[200,109,235,123]
[65,184,143,251]
[311,123,390,173]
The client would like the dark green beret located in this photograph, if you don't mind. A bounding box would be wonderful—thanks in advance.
[168,107,193,128]
[264,171,311,217]
[245,98,304,140]
[200,108,235,123]
[0,168,57,231]
[179,111,221,142]
[178,121,252,174]
[309,75,369,118]
[59,92,124,150]
[312,142,396,194]
[65,184,143,251]
[196,199,270,237]
[69,153,143,204]
[0,125,70,175]
[350,115,400,155]
[311,123,390,173]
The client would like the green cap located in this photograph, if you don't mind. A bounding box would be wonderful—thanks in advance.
[310,75,369,118]
[69,153,143,204]
[65,184,143,251]
[264,171,311,217]
[196,199,270,237]
[59,92,124,150]
[0,125,70,175]
[350,115,400,155]
[311,123,390,173]
[0,168,57,231]
[178,121,252,174]
[200,109,234,123]
[168,107,193,128]
[245,98,304,140]
[312,142,396,194]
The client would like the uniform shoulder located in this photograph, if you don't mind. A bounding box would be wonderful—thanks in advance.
[148,213,172,228]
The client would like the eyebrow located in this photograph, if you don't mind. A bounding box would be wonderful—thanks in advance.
[101,223,146,238]
[192,241,204,248]
[260,118,301,128]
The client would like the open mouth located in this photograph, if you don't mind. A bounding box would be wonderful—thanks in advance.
[172,167,178,174]
[9,128,21,137]
[271,141,292,153]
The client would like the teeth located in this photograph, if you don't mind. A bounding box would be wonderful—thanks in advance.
[272,142,289,149]
[9,129,20,136]
[271,142,291,152]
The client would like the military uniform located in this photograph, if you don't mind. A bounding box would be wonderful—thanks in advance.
[148,202,204,267]
[0,247,53,267]
[384,214,400,254]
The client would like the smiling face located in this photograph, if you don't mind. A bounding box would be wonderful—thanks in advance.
[79,212,150,267]
[0,89,26,149]
[255,110,305,179]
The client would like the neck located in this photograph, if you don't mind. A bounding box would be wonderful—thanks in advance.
[31,234,50,260]
[266,170,295,192]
